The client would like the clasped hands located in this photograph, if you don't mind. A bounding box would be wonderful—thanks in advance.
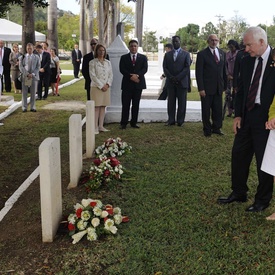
[101,83,109,92]
[130,74,140,83]
[170,76,179,85]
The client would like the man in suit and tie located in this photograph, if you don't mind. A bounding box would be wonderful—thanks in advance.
[119,39,148,129]
[196,34,227,137]
[82,38,98,100]
[218,27,275,212]
[71,43,82,79]
[19,43,40,112]
[0,40,12,94]
[35,44,51,100]
[163,36,191,126]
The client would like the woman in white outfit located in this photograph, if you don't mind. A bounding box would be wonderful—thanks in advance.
[89,43,113,134]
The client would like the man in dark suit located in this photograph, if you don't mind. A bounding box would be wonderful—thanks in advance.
[82,38,98,100]
[71,44,82,78]
[218,26,275,212]
[119,39,148,129]
[35,44,51,100]
[163,36,191,126]
[196,34,227,137]
[0,40,11,93]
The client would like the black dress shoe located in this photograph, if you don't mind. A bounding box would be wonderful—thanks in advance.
[120,125,126,130]
[246,203,269,212]
[212,130,224,135]
[204,132,211,137]
[30,109,37,112]
[177,123,184,127]
[165,123,175,126]
[217,193,247,204]
[37,97,42,100]
[22,109,27,113]
[131,124,140,128]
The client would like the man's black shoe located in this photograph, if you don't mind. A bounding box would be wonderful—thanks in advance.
[30,109,37,112]
[165,123,175,126]
[204,132,211,137]
[120,125,126,130]
[212,130,224,135]
[217,193,247,204]
[246,203,269,212]
[131,124,140,128]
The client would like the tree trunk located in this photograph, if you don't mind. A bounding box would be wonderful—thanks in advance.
[22,0,35,53]
[79,0,87,55]
[135,0,144,47]
[86,0,94,52]
[111,0,119,42]
[98,0,104,43]
[103,0,110,45]
[47,0,58,51]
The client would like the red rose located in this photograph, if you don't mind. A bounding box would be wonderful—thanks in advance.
[90,201,97,207]
[109,157,120,167]
[104,170,110,177]
[76,208,83,218]
[68,223,75,231]
[93,158,101,166]
[105,205,114,215]
[122,216,130,222]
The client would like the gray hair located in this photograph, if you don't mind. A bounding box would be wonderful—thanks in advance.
[243,26,267,44]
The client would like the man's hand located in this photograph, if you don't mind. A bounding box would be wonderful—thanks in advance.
[39,68,45,73]
[199,90,206,98]
[130,74,140,83]
[233,117,242,134]
[266,118,275,130]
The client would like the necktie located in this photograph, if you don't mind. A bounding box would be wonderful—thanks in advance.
[173,49,178,61]
[246,57,263,111]
[213,49,219,63]
[28,55,32,72]
[132,54,136,65]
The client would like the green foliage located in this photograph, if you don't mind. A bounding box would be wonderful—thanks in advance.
[142,30,158,52]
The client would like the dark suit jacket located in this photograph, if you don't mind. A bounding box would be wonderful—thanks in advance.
[40,51,51,73]
[119,52,148,90]
[82,52,94,90]
[71,49,82,64]
[235,48,275,121]
[195,47,227,95]
[163,49,191,88]
[2,47,11,71]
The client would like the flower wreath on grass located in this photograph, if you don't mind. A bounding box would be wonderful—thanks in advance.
[95,137,132,158]
[84,155,124,192]
[67,199,129,244]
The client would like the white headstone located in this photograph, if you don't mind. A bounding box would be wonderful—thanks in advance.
[68,114,83,189]
[86,100,95,158]
[39,137,62,242]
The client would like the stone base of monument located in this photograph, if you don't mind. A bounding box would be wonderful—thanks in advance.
[0,95,14,106]
[105,100,201,123]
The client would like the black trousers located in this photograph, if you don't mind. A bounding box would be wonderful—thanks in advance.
[38,72,50,99]
[231,105,273,204]
[200,92,223,134]
[120,89,142,126]
[73,62,80,78]
[1,69,11,92]
[167,83,187,125]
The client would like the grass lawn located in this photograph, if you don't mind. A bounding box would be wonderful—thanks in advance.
[0,80,275,274]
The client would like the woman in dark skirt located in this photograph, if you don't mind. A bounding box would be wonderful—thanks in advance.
[50,48,61,96]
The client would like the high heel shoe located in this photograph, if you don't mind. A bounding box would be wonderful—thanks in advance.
[99,127,110,132]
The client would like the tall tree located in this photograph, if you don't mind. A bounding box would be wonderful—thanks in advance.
[135,0,144,46]
[47,0,58,50]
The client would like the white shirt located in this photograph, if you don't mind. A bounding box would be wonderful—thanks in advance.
[253,46,270,104]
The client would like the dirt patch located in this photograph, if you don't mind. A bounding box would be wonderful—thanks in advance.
[42,101,86,111]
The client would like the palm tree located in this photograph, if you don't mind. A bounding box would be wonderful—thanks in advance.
[86,0,94,52]
[135,0,144,47]
[47,0,58,51]
[79,0,87,55]
[22,0,35,53]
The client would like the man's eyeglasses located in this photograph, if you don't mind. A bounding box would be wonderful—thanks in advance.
[210,39,219,42]
[91,43,97,46]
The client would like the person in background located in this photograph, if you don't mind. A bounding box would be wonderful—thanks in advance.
[35,44,51,100]
[218,27,275,212]
[158,43,173,100]
[82,38,98,100]
[9,43,22,94]
[89,43,113,134]
[71,43,82,78]
[195,34,227,137]
[0,40,12,94]
[119,39,148,129]
[42,42,50,53]
[50,47,61,96]
[163,36,191,127]
[225,39,240,117]
[19,43,40,112]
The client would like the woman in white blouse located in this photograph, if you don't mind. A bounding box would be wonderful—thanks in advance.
[89,43,113,134]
